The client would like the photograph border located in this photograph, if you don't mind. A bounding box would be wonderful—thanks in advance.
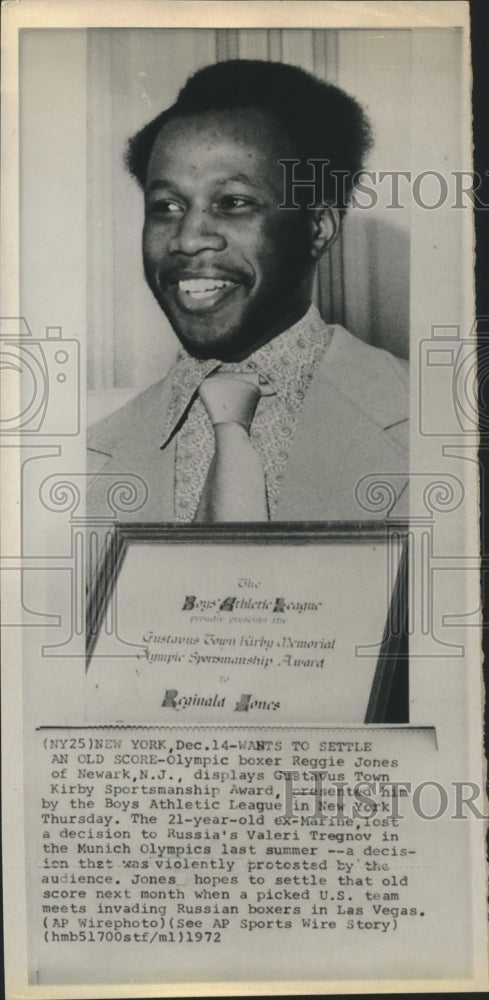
[2,3,486,998]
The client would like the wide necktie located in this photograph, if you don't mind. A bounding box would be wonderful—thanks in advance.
[194,373,268,522]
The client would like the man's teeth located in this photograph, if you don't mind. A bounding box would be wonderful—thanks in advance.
[178,278,234,298]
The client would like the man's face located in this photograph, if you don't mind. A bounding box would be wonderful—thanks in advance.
[142,108,315,360]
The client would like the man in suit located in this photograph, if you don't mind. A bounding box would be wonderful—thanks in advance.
[87,59,409,524]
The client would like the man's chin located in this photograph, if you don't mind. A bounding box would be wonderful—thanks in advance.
[156,285,308,361]
[163,307,254,361]
[176,329,249,362]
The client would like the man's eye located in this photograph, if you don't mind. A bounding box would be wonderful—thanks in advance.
[218,195,257,213]
[147,200,184,216]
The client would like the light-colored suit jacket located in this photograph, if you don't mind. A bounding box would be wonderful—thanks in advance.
[87,325,409,522]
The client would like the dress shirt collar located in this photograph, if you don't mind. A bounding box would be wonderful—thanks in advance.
[160,303,330,447]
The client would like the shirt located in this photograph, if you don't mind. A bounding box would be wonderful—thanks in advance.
[160,304,334,521]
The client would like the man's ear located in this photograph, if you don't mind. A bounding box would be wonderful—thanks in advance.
[309,206,341,259]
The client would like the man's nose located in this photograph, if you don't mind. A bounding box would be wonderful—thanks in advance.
[169,207,226,255]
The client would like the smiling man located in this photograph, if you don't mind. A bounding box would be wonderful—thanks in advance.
[142,107,318,363]
[87,59,409,523]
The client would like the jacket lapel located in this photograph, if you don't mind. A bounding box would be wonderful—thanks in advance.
[276,327,409,520]
[87,379,176,522]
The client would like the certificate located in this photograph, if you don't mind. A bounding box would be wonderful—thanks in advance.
[87,523,408,724]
